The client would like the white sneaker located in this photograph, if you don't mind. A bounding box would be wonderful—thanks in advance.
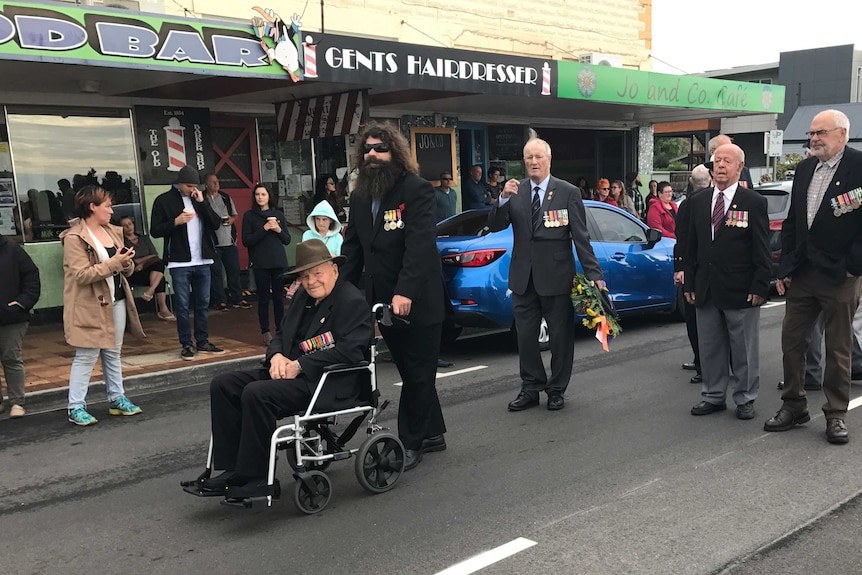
[10,404,25,418]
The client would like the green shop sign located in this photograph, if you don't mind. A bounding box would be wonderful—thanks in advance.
[558,61,785,113]
[0,1,290,79]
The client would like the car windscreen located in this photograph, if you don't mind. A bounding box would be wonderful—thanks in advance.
[436,210,490,237]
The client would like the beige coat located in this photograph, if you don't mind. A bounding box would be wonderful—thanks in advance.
[61,220,145,349]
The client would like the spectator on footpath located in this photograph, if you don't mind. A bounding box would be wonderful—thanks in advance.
[242,183,291,347]
[611,180,639,218]
[150,165,225,361]
[60,185,144,426]
[674,164,711,384]
[576,176,593,200]
[341,122,448,471]
[627,172,647,219]
[462,164,489,210]
[646,181,678,239]
[119,215,174,321]
[0,234,40,418]
[434,172,458,222]
[594,178,616,206]
[684,144,771,421]
[646,179,659,208]
[203,174,251,312]
[486,167,504,203]
[302,200,343,255]
[312,174,347,223]
[765,109,862,444]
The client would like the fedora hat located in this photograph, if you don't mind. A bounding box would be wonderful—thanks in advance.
[284,239,345,279]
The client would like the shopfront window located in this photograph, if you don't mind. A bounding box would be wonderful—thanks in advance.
[4,107,141,242]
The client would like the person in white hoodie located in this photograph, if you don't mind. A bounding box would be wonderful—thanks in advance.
[302,200,343,255]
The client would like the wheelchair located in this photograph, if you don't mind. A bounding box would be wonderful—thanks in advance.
[181,303,406,514]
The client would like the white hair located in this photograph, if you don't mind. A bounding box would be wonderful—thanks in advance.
[708,134,732,155]
[690,164,711,188]
[822,109,851,144]
[524,138,552,156]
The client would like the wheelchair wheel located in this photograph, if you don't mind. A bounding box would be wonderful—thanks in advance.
[354,432,405,494]
[293,471,332,514]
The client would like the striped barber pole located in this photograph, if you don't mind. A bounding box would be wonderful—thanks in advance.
[276,90,365,142]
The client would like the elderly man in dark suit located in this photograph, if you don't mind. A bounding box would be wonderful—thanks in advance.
[201,239,373,500]
[684,143,771,420]
[341,122,447,471]
[489,138,604,412]
[765,109,862,444]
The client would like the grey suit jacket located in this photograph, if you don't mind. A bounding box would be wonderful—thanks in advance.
[488,176,603,296]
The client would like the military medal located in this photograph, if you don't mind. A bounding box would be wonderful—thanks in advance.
[832,197,842,217]
[543,212,551,228]
[741,210,748,228]
[396,208,404,229]
[299,331,335,354]
[559,209,569,226]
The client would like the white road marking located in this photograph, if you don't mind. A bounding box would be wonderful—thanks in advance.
[849,396,862,411]
[434,537,537,575]
[392,365,488,387]
[761,301,786,309]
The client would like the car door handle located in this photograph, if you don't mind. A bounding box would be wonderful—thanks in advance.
[610,253,625,261]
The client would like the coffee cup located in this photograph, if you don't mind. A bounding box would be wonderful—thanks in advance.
[267,216,277,222]
[183,208,194,214]
[221,216,230,226]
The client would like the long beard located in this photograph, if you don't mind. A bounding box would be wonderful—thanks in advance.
[354,159,403,201]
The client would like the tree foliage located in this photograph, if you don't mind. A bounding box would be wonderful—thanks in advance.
[777,153,803,180]
[654,137,689,169]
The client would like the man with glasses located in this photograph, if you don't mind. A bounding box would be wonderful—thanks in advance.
[434,172,458,222]
[341,122,447,471]
[765,109,862,445]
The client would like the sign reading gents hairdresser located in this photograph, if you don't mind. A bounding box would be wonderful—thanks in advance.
[0,1,554,97]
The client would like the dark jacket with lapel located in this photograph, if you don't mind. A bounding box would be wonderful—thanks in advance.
[265,280,372,411]
[341,171,444,326]
[149,186,220,263]
[487,176,603,296]
[683,185,771,309]
[778,146,862,284]
[673,187,709,272]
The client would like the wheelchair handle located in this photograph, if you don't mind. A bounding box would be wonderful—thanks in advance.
[372,303,410,326]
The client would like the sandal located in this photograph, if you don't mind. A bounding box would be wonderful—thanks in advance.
[141,292,154,302]
[157,312,176,321]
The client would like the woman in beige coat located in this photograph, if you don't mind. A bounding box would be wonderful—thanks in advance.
[61,185,145,426]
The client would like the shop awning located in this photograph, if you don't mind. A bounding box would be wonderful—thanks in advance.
[276,91,366,142]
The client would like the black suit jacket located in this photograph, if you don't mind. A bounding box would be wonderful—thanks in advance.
[265,281,373,410]
[778,146,862,284]
[150,186,220,263]
[673,187,709,272]
[488,176,603,296]
[341,171,445,326]
[683,186,771,309]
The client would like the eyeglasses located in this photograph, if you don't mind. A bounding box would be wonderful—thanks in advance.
[805,128,841,138]
[363,142,390,154]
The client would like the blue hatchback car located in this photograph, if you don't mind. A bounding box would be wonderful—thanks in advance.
[436,201,681,341]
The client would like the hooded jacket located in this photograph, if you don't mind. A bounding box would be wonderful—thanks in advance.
[302,200,343,255]
[60,221,145,349]
[0,236,40,326]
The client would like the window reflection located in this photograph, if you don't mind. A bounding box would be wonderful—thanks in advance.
[5,110,141,242]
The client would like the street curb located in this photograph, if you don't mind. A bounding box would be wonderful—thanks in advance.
[23,355,265,414]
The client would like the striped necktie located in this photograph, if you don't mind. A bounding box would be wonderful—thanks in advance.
[712,191,725,237]
[531,186,541,227]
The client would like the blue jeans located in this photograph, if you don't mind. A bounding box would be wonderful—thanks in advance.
[211,244,242,306]
[170,264,211,348]
[68,300,126,409]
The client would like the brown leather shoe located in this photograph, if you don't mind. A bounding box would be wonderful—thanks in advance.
[826,418,849,444]
[763,408,810,432]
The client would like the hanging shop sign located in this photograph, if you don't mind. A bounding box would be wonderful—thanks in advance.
[276,90,366,142]
[134,106,214,186]
[557,61,785,113]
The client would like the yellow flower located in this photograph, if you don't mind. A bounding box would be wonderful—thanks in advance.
[586,307,596,316]
[577,284,583,294]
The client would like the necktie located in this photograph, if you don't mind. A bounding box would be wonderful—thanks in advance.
[531,186,541,227]
[712,191,725,237]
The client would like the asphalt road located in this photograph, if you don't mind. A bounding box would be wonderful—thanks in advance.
[2,301,862,575]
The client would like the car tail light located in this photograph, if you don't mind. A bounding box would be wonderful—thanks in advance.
[769,219,784,231]
[441,249,506,267]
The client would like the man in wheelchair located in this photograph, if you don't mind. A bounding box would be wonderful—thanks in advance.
[199,239,373,500]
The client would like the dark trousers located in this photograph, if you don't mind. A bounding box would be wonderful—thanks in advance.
[253,267,285,334]
[210,369,310,478]
[379,323,446,451]
[210,244,242,306]
[512,277,575,395]
[781,266,862,418]
[684,299,701,374]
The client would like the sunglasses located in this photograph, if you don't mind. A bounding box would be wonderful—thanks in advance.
[441,177,452,181]
[363,142,390,154]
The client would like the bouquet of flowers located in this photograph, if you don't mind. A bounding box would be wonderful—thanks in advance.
[571,273,621,351]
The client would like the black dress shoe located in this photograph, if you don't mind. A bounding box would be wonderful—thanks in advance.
[404,449,422,470]
[547,394,564,411]
[200,470,236,493]
[691,400,726,415]
[826,418,849,444]
[681,362,698,371]
[690,374,703,384]
[420,435,447,454]
[736,401,756,420]
[224,477,272,500]
[763,408,810,432]
[508,391,539,411]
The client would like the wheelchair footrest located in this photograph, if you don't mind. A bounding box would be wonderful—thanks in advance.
[330,451,352,461]
[181,483,226,498]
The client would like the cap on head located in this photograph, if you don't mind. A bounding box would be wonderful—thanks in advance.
[176,165,200,185]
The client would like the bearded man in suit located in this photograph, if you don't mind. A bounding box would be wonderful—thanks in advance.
[341,122,447,471]
[489,138,604,412]
[765,109,862,444]
[683,144,771,420]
